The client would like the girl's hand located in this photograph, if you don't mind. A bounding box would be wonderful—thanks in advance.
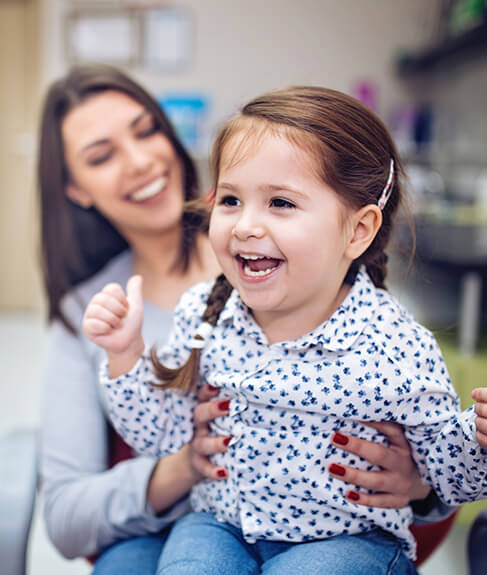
[187,384,232,481]
[328,421,430,508]
[472,388,487,449]
[82,276,145,376]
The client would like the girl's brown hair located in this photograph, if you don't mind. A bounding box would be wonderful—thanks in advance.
[152,85,406,392]
[39,64,202,332]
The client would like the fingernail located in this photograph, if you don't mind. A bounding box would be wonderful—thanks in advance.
[218,399,230,411]
[207,384,219,392]
[223,436,232,446]
[329,463,346,477]
[217,468,227,478]
[347,490,360,501]
[332,432,349,446]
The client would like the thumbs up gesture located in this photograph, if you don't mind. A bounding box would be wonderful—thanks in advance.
[83,275,145,375]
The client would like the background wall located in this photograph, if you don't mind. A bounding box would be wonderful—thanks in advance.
[0,0,42,310]
[0,0,443,311]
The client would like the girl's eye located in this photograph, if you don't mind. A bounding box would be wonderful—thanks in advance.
[88,152,112,166]
[270,197,295,209]
[219,194,241,207]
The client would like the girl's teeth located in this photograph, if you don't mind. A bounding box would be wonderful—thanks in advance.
[241,255,262,260]
[131,177,166,201]
[243,263,277,277]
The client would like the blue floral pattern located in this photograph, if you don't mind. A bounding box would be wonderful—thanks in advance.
[100,269,487,560]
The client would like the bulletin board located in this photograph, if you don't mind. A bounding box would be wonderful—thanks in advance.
[65,4,193,71]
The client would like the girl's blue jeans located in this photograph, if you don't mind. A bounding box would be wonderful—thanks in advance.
[92,529,169,575]
[156,511,418,575]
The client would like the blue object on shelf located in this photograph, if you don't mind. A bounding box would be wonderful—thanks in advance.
[159,94,209,154]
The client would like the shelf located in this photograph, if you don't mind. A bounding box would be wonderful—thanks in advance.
[396,21,487,75]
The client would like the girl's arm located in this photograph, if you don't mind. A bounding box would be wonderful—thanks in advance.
[401,338,487,506]
[91,278,218,461]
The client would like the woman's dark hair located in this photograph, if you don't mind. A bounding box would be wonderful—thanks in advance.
[39,64,201,331]
[152,85,408,393]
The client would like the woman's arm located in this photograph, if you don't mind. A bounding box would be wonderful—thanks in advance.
[40,320,189,558]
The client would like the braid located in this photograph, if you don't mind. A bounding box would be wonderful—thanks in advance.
[151,274,233,393]
[365,252,388,290]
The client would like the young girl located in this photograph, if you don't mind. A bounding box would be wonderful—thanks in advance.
[84,86,487,575]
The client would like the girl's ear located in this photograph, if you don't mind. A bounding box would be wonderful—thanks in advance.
[345,204,382,260]
[65,182,93,208]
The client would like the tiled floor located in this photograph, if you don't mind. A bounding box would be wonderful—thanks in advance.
[0,311,471,575]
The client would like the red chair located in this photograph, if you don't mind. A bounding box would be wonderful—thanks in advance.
[109,428,458,569]
[410,512,457,567]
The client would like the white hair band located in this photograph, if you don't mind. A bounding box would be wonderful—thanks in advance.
[189,321,214,349]
[377,159,394,210]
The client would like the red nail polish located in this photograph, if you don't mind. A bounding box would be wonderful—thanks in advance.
[347,490,360,501]
[207,384,219,392]
[329,463,346,477]
[218,399,230,411]
[223,436,232,446]
[217,469,227,478]
[332,432,349,446]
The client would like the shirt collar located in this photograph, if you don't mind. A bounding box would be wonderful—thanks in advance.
[216,267,379,351]
[313,268,379,351]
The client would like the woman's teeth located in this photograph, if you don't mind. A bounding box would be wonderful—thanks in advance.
[131,177,167,202]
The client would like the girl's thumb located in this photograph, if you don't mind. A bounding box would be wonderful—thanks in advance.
[126,275,143,308]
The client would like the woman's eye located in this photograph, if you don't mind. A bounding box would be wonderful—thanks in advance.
[219,195,241,207]
[270,197,295,209]
[137,118,157,138]
[88,152,112,166]
[137,124,157,138]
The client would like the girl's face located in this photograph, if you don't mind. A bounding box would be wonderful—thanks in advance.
[209,130,360,338]
[62,90,185,240]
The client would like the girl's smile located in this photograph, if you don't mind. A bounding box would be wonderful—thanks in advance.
[235,253,284,280]
[209,130,356,343]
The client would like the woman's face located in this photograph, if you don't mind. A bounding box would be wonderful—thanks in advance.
[62,90,185,240]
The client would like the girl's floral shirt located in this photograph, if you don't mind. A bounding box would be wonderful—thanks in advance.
[100,268,486,559]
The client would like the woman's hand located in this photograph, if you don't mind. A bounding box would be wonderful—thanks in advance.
[146,384,231,513]
[187,384,232,480]
[328,421,430,508]
[472,387,487,449]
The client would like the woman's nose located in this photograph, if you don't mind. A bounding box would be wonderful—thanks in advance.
[124,141,153,174]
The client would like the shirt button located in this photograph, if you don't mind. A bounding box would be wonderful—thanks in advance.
[229,421,243,445]
[230,396,248,416]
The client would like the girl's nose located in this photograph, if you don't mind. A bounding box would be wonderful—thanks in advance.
[231,210,265,240]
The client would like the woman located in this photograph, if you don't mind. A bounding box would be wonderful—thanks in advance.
[38,65,449,575]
